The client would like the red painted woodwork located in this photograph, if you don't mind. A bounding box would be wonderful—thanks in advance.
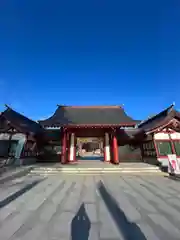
[168,132,176,155]
[60,126,124,163]
[61,127,113,138]
[147,118,180,135]
[153,128,180,157]
[74,134,76,162]
[109,134,113,162]
[153,139,171,158]
[61,130,67,163]
[173,140,180,157]
[152,135,159,159]
[104,136,107,162]
[67,132,70,162]
[151,127,180,158]
[113,134,119,164]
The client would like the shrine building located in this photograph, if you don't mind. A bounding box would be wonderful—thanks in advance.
[0,104,180,167]
[38,105,138,164]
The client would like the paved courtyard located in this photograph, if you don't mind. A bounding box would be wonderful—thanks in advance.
[0,173,180,240]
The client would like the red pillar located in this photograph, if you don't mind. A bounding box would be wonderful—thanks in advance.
[113,134,119,164]
[74,133,76,162]
[61,130,67,164]
[67,131,70,162]
[168,131,176,155]
[103,135,107,161]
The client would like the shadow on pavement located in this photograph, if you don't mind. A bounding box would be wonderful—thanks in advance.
[71,203,91,240]
[98,180,146,240]
[164,175,180,181]
[0,179,43,209]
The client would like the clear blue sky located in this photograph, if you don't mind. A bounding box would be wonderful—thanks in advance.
[0,0,180,121]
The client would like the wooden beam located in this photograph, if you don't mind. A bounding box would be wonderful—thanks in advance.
[113,134,119,164]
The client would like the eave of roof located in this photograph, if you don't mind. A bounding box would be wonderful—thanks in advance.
[138,104,174,128]
[46,123,136,128]
[137,104,180,134]
[39,104,137,126]
[1,105,43,135]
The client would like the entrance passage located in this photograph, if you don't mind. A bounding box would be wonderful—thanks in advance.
[76,137,104,161]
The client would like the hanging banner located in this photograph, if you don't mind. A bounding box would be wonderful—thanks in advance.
[168,154,180,175]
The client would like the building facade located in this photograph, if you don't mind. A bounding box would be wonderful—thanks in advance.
[38,105,138,164]
[138,105,180,167]
[0,105,44,165]
[0,104,180,167]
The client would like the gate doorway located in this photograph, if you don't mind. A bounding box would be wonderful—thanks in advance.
[76,137,104,161]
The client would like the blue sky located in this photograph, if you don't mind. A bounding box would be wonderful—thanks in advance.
[0,0,180,121]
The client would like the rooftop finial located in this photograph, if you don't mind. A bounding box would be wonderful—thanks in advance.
[4,104,9,108]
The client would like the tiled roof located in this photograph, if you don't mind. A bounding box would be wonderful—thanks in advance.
[38,105,137,127]
[1,106,43,135]
[137,104,180,133]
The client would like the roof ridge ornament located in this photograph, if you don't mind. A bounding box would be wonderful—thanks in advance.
[167,103,175,113]
[4,104,10,109]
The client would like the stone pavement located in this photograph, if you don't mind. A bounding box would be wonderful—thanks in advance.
[0,174,180,239]
[0,166,33,184]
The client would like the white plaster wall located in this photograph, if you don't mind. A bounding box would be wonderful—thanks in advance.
[0,133,10,140]
[154,132,169,140]
[170,132,180,139]
[154,129,180,167]
[69,133,75,161]
[154,129,180,140]
[105,133,110,161]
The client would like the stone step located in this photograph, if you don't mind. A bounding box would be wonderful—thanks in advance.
[31,162,162,175]
[30,167,162,175]
[32,164,160,170]
[31,166,160,171]
[31,167,160,171]
[29,172,164,177]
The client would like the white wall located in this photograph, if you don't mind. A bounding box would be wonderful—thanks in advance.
[154,129,180,167]
[154,132,169,140]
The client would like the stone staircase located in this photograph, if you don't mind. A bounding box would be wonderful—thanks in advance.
[30,161,163,175]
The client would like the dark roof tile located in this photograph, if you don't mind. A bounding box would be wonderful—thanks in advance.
[39,105,137,127]
[137,104,179,132]
[1,106,43,135]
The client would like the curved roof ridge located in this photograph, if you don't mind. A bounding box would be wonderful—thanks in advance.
[57,105,123,109]
[2,104,43,134]
[39,104,136,126]
[138,104,174,128]
[4,104,39,124]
